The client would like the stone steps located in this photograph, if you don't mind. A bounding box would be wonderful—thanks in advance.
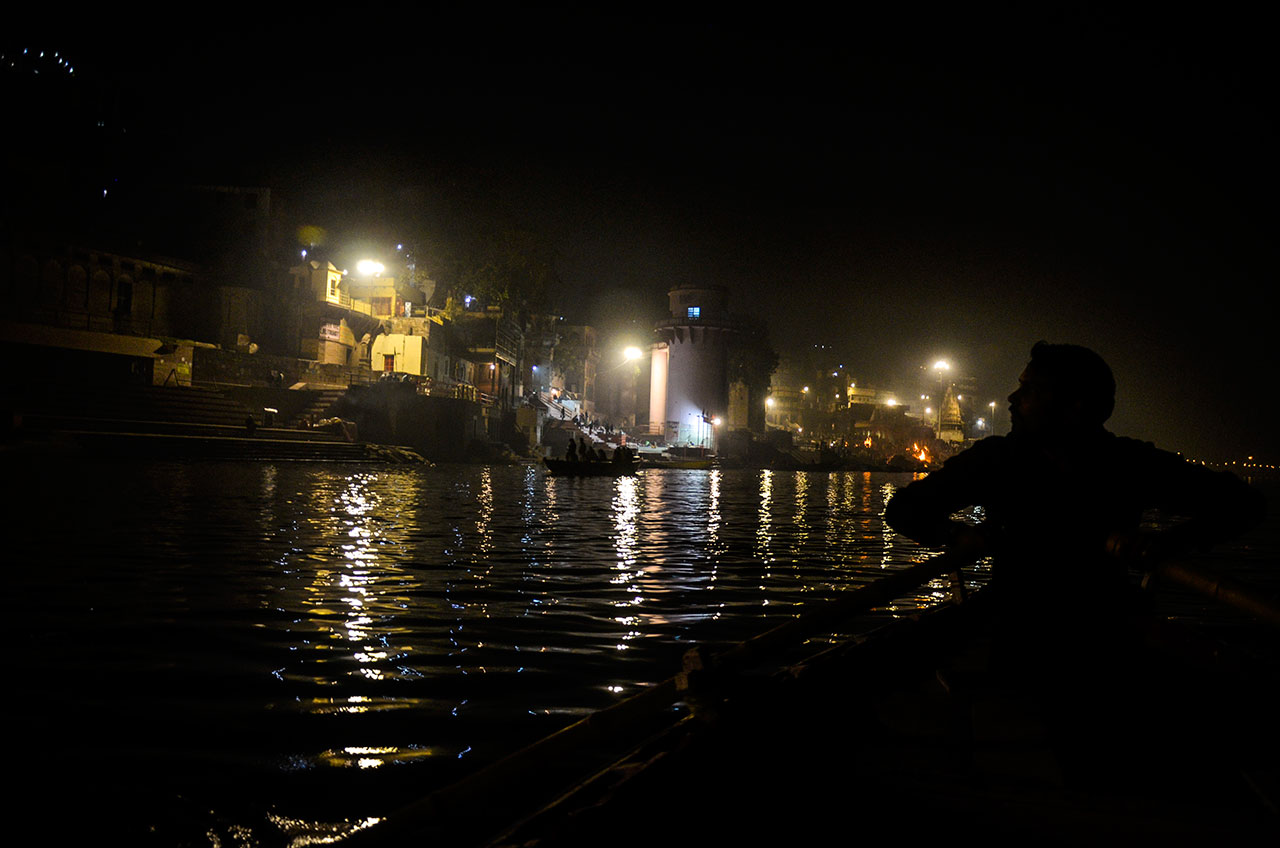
[4,383,421,463]
[63,429,375,461]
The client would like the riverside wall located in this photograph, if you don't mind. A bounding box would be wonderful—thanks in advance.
[331,382,487,463]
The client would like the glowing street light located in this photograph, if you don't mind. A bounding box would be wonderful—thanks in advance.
[623,346,643,361]
[355,259,385,276]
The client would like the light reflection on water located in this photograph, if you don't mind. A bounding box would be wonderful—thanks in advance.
[8,460,945,845]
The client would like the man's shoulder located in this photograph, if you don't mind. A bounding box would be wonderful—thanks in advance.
[940,435,1011,467]
[912,435,1012,483]
[1104,432,1189,467]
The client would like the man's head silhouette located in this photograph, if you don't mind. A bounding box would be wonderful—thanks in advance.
[1009,342,1115,437]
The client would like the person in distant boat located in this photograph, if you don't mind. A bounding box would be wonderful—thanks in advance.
[565,438,578,462]
[884,341,1265,784]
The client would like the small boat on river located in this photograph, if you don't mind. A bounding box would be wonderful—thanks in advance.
[637,445,715,470]
[543,457,640,476]
[639,455,715,470]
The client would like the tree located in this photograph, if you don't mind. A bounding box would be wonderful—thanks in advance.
[727,315,779,432]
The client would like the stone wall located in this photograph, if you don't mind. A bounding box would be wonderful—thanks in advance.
[192,347,375,389]
[331,382,485,462]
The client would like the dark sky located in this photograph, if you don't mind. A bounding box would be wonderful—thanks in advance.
[11,11,1274,462]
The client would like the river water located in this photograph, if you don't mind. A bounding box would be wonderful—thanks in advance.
[5,457,1274,845]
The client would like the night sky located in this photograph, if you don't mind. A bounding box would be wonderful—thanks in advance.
[9,11,1273,463]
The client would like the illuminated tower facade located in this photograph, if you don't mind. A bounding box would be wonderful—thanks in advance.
[649,285,737,447]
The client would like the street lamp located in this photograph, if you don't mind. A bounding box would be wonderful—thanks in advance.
[604,346,644,376]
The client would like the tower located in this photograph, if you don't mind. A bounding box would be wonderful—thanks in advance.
[649,285,737,448]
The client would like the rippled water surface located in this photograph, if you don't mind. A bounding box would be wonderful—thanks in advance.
[8,459,958,845]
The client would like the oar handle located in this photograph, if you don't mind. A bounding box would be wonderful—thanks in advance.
[1144,559,1280,629]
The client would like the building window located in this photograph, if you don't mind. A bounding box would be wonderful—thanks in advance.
[687,306,700,320]
[372,297,392,316]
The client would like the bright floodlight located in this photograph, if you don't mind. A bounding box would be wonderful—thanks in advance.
[933,360,950,371]
[623,346,643,361]
[356,259,385,276]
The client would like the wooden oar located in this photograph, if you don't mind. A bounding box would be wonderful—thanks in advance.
[1143,559,1280,629]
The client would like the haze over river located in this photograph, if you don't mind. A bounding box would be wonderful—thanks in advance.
[6,458,1274,845]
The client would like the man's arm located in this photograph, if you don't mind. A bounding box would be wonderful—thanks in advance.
[884,441,998,553]
[1108,442,1266,563]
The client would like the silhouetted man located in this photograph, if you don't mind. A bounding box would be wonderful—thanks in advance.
[885,342,1265,786]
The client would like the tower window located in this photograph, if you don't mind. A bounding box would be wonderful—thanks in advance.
[687,306,701,319]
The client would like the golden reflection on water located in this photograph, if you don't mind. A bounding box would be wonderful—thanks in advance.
[258,463,277,538]
[707,470,722,618]
[612,475,639,568]
[793,471,809,554]
[611,475,643,651]
[467,466,496,625]
[880,480,904,569]
[707,469,722,552]
[285,472,428,729]
[756,469,774,566]
[264,811,382,847]
[475,467,494,556]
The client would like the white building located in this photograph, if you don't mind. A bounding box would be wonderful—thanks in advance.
[649,285,737,448]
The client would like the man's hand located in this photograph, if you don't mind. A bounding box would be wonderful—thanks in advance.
[1104,529,1175,564]
[949,524,990,559]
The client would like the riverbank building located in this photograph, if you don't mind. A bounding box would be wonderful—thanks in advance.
[649,285,738,449]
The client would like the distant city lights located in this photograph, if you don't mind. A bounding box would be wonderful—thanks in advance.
[4,47,75,76]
